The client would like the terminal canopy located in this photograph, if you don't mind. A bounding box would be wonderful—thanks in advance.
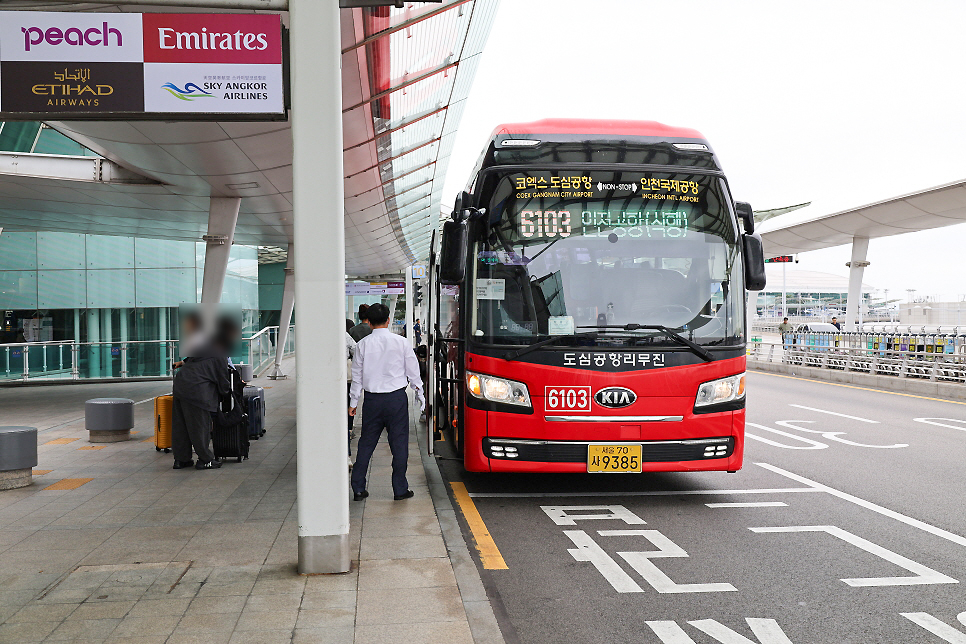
[0,0,498,277]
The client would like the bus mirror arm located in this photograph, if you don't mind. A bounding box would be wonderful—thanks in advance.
[735,201,755,234]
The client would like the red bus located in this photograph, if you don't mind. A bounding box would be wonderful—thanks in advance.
[428,119,765,474]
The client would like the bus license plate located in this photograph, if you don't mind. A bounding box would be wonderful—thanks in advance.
[587,444,642,473]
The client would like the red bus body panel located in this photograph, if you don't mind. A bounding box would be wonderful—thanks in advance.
[461,353,746,473]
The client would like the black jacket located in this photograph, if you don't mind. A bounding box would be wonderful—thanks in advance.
[173,356,231,412]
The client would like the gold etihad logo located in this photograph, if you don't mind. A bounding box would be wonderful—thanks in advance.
[32,67,114,107]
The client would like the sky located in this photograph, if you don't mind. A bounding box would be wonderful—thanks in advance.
[441,0,966,303]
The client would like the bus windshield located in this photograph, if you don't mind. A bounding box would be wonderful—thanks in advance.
[470,170,744,347]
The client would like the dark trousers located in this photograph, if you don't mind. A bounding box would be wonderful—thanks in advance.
[350,388,409,496]
[347,383,353,456]
[171,396,215,463]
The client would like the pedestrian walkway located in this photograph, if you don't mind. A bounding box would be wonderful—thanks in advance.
[0,357,503,644]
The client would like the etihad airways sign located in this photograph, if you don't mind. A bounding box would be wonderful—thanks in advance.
[0,12,285,119]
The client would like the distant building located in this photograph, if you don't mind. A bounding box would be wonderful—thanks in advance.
[755,265,874,317]
[898,302,966,326]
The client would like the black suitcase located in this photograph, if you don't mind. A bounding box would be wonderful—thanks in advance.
[212,420,249,463]
[243,386,266,439]
[212,365,249,462]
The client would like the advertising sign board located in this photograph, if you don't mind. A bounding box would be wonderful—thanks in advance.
[0,12,285,120]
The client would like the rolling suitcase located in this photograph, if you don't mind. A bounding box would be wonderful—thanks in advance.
[212,367,249,462]
[211,419,249,463]
[243,386,265,439]
[154,395,173,453]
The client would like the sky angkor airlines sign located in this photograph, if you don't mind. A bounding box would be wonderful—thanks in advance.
[0,12,285,119]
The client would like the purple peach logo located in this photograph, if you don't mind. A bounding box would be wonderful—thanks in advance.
[21,23,123,51]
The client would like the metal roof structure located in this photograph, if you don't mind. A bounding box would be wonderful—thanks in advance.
[0,0,499,277]
[761,179,966,258]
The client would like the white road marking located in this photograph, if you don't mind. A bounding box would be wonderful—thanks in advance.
[745,422,829,449]
[914,418,966,433]
[901,612,966,643]
[601,529,736,594]
[692,619,796,644]
[646,621,698,643]
[706,502,788,508]
[756,462,966,549]
[470,487,823,498]
[541,505,645,526]
[788,404,879,423]
[647,619,795,644]
[750,525,957,586]
[134,397,155,405]
[563,530,643,593]
[773,420,907,449]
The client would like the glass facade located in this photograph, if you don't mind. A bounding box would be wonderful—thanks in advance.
[0,231,258,379]
[0,122,100,156]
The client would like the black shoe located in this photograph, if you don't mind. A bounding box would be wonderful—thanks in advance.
[172,459,193,469]
[195,460,222,470]
[394,490,414,501]
[353,491,369,501]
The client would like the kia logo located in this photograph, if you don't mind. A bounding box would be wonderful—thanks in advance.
[594,387,637,409]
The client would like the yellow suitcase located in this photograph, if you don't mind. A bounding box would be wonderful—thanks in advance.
[154,395,173,453]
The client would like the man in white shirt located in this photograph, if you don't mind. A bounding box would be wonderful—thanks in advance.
[349,303,425,501]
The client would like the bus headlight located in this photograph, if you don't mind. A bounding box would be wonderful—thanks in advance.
[466,371,532,408]
[695,373,746,408]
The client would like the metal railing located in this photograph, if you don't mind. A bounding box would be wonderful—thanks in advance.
[246,325,295,376]
[0,324,295,383]
[748,331,966,384]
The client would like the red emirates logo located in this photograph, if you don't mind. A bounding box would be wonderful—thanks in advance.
[142,13,281,64]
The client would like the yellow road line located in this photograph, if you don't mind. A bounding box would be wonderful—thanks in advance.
[78,446,106,451]
[43,478,93,491]
[44,438,79,445]
[450,481,508,570]
[32,470,52,475]
[752,370,966,406]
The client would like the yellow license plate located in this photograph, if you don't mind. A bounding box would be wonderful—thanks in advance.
[587,444,642,473]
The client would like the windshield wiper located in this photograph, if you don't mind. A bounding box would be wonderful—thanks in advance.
[576,324,715,362]
[503,332,600,361]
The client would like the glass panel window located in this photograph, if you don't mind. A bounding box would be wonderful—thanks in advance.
[38,270,86,308]
[87,236,135,269]
[0,232,37,271]
[37,233,86,269]
[0,271,38,309]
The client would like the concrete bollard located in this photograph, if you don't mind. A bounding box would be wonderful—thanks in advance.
[0,426,38,490]
[85,398,135,442]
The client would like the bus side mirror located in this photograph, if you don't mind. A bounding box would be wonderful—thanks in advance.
[743,233,766,291]
[439,220,468,285]
[735,201,755,234]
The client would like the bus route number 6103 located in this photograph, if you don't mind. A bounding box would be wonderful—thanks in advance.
[545,386,592,413]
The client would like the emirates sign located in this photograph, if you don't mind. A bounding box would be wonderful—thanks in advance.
[0,11,285,119]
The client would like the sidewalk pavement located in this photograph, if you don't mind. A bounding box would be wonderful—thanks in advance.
[0,357,503,644]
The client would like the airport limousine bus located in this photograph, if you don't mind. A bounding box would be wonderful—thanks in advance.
[428,119,766,474]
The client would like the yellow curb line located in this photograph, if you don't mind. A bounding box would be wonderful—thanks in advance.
[450,481,508,570]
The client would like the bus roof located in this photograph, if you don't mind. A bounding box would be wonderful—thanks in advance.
[490,118,707,141]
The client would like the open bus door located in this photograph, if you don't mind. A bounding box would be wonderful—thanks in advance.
[427,229,437,456]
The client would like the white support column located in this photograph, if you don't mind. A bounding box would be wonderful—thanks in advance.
[845,237,870,332]
[388,294,399,329]
[101,309,113,377]
[405,267,414,348]
[87,309,100,377]
[291,0,350,574]
[269,245,295,380]
[200,197,241,304]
